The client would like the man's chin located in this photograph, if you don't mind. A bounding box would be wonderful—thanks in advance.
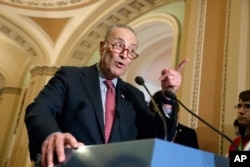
[112,69,126,77]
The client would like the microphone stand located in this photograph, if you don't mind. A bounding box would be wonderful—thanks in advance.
[135,76,168,141]
[164,90,238,151]
[144,85,168,141]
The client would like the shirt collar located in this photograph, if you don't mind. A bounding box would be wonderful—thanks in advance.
[96,64,117,87]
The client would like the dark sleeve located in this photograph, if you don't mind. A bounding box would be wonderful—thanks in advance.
[122,84,180,141]
[24,66,69,160]
[120,83,155,139]
[187,128,199,149]
[149,91,178,141]
[174,125,199,149]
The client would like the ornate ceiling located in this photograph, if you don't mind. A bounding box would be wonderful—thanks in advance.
[0,0,98,9]
[0,0,183,89]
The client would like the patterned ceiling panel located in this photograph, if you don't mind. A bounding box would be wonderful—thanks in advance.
[0,0,98,10]
[71,0,179,64]
[0,23,36,57]
[0,0,180,65]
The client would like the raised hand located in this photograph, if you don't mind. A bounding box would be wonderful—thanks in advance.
[159,58,189,93]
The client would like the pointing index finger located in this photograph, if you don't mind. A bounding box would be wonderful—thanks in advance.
[176,58,189,72]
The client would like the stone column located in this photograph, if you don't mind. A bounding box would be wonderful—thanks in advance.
[0,87,22,167]
[4,65,58,167]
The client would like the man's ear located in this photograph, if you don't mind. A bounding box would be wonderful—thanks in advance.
[99,41,105,55]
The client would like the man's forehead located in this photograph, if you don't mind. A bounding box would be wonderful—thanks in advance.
[110,27,134,36]
[109,28,138,45]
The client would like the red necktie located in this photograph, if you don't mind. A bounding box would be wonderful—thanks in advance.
[104,80,115,143]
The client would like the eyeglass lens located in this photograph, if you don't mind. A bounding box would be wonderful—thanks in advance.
[111,43,138,59]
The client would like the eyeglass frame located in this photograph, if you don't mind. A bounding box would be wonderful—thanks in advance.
[234,103,250,110]
[106,41,139,59]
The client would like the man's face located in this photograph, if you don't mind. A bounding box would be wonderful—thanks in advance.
[237,99,250,127]
[99,27,138,79]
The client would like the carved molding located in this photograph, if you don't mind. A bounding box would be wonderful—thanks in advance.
[189,0,206,129]
[0,87,22,95]
[0,0,181,65]
[72,0,179,64]
[30,65,59,78]
[0,0,98,10]
[219,0,232,155]
[0,22,37,57]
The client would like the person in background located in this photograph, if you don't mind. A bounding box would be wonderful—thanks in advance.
[228,90,250,156]
[149,91,199,149]
[173,103,199,149]
[233,118,246,137]
[233,119,241,136]
[24,24,188,167]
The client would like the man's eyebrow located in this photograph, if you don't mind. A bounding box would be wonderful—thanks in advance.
[112,38,124,42]
[113,38,137,48]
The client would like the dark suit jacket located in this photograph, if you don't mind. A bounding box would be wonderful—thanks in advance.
[25,64,173,160]
[173,123,199,149]
[149,91,199,149]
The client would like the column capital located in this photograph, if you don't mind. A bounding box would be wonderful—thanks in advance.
[0,87,22,95]
[30,65,59,78]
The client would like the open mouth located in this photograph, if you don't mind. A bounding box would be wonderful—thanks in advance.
[116,61,125,68]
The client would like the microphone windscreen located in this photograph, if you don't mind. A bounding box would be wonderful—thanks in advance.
[164,90,176,100]
[135,76,144,85]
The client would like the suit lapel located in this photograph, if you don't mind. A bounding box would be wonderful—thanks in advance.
[111,80,130,139]
[80,65,105,137]
[79,66,133,141]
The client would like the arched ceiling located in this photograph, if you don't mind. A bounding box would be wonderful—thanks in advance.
[0,0,184,89]
[0,33,28,87]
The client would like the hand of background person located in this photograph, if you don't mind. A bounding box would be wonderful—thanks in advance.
[41,132,84,167]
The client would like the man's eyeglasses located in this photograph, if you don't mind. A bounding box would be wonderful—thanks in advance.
[110,43,139,59]
[234,103,250,109]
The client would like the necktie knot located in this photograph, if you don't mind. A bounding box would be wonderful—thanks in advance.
[104,80,113,89]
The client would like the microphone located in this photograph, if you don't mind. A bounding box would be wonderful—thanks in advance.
[164,90,238,150]
[135,76,168,141]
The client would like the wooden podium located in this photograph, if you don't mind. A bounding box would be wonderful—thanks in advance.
[35,138,229,167]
